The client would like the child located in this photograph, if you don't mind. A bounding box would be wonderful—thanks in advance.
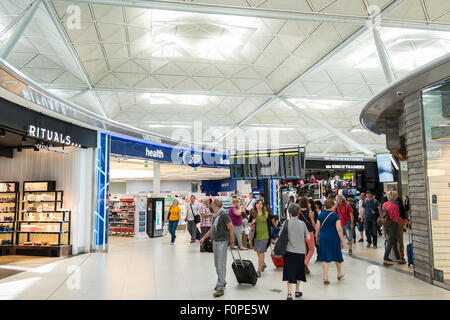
[271,215,281,242]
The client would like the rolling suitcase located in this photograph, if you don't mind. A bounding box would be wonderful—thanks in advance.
[230,247,257,286]
[407,228,413,266]
[270,244,284,268]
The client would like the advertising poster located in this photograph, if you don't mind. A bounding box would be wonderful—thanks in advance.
[155,200,163,231]
[376,153,394,183]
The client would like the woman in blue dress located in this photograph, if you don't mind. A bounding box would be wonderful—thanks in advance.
[315,198,345,285]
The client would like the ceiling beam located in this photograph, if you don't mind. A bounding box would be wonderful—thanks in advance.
[282,98,375,155]
[52,0,450,31]
[0,0,42,60]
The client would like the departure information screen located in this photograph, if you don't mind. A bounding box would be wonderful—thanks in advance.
[230,148,305,180]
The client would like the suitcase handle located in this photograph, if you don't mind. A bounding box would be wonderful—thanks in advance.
[230,246,245,269]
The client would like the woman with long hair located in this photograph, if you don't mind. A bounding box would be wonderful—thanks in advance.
[248,199,275,277]
[298,197,316,274]
[168,198,181,245]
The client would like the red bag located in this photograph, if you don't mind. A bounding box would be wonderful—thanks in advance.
[271,249,284,268]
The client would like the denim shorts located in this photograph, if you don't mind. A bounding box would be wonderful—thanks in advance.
[343,220,353,241]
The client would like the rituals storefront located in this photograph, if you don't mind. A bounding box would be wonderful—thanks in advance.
[0,96,97,256]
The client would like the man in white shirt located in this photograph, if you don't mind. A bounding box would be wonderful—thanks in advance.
[186,195,200,243]
[357,193,366,242]
[244,192,256,215]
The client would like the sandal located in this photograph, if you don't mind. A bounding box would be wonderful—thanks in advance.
[337,274,344,280]
[295,292,302,298]
[287,294,293,300]
[323,280,330,285]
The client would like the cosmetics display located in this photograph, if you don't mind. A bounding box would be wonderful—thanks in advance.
[0,182,19,245]
[17,181,71,247]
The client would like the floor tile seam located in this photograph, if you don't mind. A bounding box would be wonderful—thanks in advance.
[45,253,93,300]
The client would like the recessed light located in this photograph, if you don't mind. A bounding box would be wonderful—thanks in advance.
[2,81,18,86]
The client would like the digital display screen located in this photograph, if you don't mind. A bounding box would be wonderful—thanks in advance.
[230,149,304,180]
[376,153,394,183]
[285,152,301,178]
[155,200,163,230]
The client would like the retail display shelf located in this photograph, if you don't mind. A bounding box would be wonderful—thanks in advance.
[19,220,68,223]
[17,231,69,234]
[23,200,63,203]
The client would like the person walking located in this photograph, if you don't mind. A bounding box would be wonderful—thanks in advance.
[248,199,275,277]
[362,191,379,248]
[382,191,408,266]
[334,195,354,255]
[199,199,234,297]
[315,198,345,285]
[244,192,256,216]
[199,197,213,252]
[314,200,323,263]
[357,193,366,242]
[229,198,248,250]
[186,195,200,243]
[168,198,181,245]
[298,197,315,274]
[281,203,310,300]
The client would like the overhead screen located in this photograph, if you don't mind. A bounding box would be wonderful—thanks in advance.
[376,153,394,183]
[230,148,305,180]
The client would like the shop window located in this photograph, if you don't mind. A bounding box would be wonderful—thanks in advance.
[421,77,450,284]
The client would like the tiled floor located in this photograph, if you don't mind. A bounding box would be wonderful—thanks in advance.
[0,230,449,300]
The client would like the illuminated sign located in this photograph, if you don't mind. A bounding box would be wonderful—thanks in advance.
[325,164,365,170]
[28,125,81,147]
[145,147,164,159]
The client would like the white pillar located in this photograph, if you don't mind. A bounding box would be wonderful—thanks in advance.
[153,161,160,197]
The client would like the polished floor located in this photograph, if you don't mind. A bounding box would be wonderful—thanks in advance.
[0,230,449,300]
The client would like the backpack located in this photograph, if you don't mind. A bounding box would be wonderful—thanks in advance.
[377,203,393,227]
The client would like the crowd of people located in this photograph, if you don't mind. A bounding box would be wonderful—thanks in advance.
[166,189,412,299]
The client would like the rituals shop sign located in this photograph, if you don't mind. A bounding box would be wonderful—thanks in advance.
[28,125,81,147]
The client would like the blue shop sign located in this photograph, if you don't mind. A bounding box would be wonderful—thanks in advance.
[110,136,230,167]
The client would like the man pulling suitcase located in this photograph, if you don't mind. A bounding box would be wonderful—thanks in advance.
[200,199,235,298]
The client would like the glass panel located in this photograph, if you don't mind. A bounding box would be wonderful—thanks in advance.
[421,77,450,284]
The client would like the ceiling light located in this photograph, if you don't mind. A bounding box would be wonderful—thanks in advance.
[110,170,154,180]
[0,129,6,138]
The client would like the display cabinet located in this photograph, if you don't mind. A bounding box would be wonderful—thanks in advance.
[0,182,19,251]
[17,181,71,252]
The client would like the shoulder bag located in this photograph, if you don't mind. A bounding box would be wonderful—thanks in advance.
[273,220,289,256]
[190,203,201,224]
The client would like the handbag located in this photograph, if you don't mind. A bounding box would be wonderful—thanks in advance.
[377,203,393,227]
[273,220,289,256]
[190,203,200,224]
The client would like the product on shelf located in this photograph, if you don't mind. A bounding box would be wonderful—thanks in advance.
[108,197,135,236]
[18,181,71,247]
[0,182,18,245]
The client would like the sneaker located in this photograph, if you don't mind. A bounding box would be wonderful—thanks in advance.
[348,249,352,255]
[170,242,174,246]
[213,290,224,297]
[358,239,364,243]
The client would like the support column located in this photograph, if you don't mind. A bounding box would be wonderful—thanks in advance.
[153,161,160,197]
[0,0,42,59]
[371,26,397,83]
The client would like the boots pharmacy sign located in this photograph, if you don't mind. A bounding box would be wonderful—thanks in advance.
[28,125,81,147]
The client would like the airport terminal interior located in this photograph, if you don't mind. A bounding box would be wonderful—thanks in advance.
[0,0,449,300]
